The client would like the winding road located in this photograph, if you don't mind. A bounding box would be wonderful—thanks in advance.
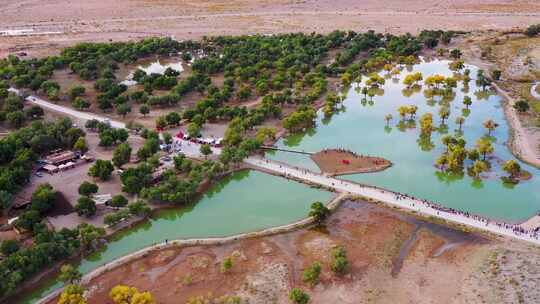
[8,88,126,129]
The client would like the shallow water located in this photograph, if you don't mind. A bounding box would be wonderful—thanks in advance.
[19,170,331,303]
[121,58,184,86]
[269,59,540,222]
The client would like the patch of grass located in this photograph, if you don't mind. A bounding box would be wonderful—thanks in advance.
[182,274,193,285]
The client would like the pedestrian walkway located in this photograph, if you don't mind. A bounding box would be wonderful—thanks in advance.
[245,156,540,246]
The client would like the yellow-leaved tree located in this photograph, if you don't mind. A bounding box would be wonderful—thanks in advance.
[109,285,155,304]
[57,284,87,304]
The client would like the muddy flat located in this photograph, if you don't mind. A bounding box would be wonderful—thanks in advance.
[311,149,392,176]
[42,199,540,303]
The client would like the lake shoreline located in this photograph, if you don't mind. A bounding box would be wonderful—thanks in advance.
[6,164,250,304]
[37,192,349,304]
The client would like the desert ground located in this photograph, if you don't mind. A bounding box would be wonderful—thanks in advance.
[1,0,540,57]
[42,199,540,304]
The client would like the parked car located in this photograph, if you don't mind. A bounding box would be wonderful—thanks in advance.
[35,172,43,178]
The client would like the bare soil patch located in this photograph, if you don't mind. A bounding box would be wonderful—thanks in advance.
[1,0,540,58]
[311,149,392,176]
[41,199,527,304]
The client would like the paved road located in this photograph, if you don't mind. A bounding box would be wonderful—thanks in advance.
[8,88,126,129]
[245,156,540,246]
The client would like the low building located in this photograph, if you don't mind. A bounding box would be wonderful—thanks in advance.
[45,151,76,166]
[58,161,75,171]
[42,164,58,174]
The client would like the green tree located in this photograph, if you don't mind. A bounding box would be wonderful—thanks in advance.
[476,138,494,160]
[436,154,448,171]
[331,246,349,275]
[72,97,90,110]
[302,262,321,287]
[116,103,132,118]
[0,240,20,256]
[450,48,462,59]
[128,200,151,216]
[14,210,42,231]
[30,183,56,214]
[469,160,488,179]
[289,288,310,304]
[221,257,233,273]
[162,132,173,145]
[525,24,540,37]
[6,111,26,128]
[165,112,181,126]
[513,99,530,113]
[187,122,201,137]
[59,264,82,284]
[139,104,150,117]
[502,159,521,179]
[463,96,472,109]
[111,194,128,207]
[200,144,212,159]
[88,159,114,181]
[112,143,132,168]
[69,86,86,100]
[73,137,88,153]
[439,106,450,124]
[78,181,98,196]
[491,70,502,81]
[468,149,480,161]
[0,190,13,210]
[78,223,105,250]
[75,196,97,217]
[309,201,330,225]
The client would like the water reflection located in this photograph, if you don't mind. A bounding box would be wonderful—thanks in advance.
[269,59,540,222]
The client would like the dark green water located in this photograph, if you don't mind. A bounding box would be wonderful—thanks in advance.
[269,59,540,222]
[20,170,331,303]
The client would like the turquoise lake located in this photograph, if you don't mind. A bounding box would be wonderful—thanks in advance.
[269,59,540,223]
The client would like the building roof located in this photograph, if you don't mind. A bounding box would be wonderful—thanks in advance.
[42,164,58,172]
[45,151,76,165]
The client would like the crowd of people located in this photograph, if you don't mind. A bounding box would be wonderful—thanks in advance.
[389,190,540,241]
[256,157,540,243]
